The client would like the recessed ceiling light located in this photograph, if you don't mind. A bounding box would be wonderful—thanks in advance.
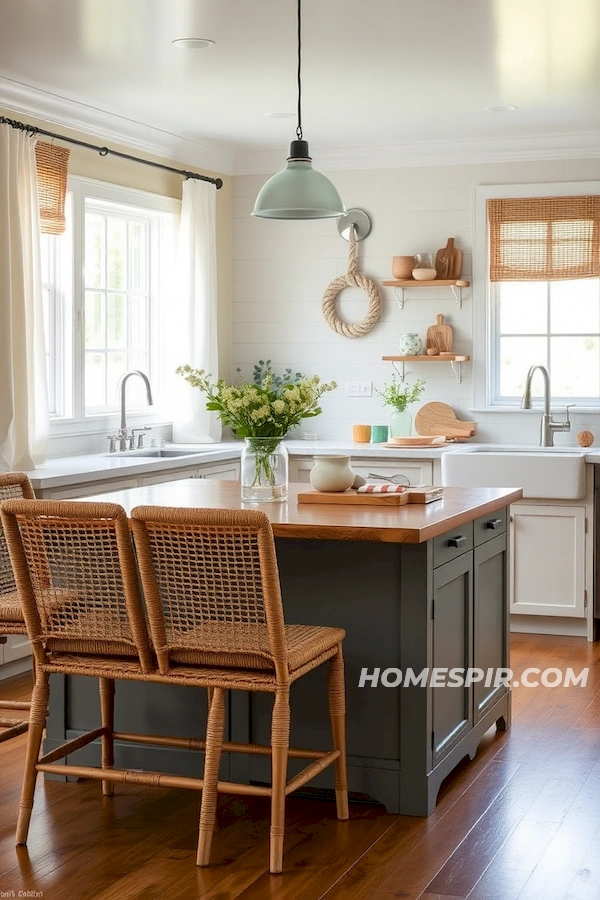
[264,112,296,119]
[171,38,215,50]
[485,105,518,112]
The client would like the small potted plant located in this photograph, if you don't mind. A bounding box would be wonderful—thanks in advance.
[376,374,425,437]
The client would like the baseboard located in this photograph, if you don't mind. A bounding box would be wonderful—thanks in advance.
[510,615,587,637]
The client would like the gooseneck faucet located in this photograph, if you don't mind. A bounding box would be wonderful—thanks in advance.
[520,365,571,447]
[116,370,154,451]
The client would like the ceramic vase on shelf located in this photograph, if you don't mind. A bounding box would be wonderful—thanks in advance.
[397,333,423,356]
[241,437,288,502]
[309,455,355,492]
[389,408,412,438]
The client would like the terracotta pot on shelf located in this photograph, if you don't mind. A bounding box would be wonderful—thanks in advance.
[391,256,415,279]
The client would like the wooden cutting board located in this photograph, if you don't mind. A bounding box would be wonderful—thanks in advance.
[426,314,453,352]
[297,490,409,506]
[434,238,463,280]
[414,402,476,438]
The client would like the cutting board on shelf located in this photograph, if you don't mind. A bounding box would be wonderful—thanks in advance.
[415,402,476,438]
[434,238,463,280]
[426,314,453,353]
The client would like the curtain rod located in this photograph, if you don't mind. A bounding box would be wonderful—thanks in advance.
[0,115,223,189]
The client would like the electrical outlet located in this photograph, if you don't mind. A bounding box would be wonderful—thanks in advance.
[345,381,372,397]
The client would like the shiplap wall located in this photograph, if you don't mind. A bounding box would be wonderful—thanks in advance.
[232,157,600,444]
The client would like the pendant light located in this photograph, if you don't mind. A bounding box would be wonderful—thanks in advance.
[252,0,345,220]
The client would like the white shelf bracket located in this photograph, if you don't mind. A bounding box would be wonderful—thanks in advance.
[392,360,406,379]
[392,286,405,310]
[450,284,464,308]
[450,360,464,383]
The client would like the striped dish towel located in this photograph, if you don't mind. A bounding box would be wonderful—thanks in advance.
[357,483,408,493]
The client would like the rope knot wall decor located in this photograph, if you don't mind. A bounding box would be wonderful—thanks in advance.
[321,227,381,338]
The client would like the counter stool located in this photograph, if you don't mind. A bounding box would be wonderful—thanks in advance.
[1,500,348,875]
[130,505,349,874]
[0,472,36,743]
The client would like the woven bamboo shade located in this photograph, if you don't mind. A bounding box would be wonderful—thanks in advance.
[35,141,70,235]
[488,196,600,282]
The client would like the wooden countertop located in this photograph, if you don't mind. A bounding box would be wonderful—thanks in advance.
[85,480,522,544]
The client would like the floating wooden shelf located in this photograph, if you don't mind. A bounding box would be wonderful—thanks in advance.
[382,279,470,309]
[381,279,470,288]
[382,354,469,363]
[382,354,470,384]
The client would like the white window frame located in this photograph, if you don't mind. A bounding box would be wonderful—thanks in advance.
[46,176,180,439]
[473,180,600,411]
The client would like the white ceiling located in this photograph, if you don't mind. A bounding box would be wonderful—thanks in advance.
[1,0,600,175]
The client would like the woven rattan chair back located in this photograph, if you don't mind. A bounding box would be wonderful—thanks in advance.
[130,506,289,679]
[0,473,35,607]
[0,499,153,672]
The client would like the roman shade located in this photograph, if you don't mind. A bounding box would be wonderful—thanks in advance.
[34,141,70,235]
[488,195,600,282]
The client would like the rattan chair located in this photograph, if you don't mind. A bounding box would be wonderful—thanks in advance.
[0,472,36,743]
[2,500,348,875]
[0,498,156,843]
[129,504,349,875]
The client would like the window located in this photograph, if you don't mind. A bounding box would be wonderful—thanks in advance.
[474,182,600,408]
[40,177,178,430]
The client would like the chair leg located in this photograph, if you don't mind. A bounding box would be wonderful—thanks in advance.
[269,687,291,874]
[196,687,226,867]
[328,646,349,820]
[16,669,50,846]
[99,678,115,797]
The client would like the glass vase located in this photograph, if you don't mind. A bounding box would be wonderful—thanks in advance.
[389,408,412,438]
[241,438,289,502]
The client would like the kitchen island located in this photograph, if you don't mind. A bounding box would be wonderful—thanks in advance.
[46,480,521,816]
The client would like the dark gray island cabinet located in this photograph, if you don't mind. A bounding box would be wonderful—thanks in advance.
[46,481,521,817]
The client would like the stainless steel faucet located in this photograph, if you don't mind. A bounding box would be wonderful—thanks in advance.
[116,370,154,451]
[520,365,571,447]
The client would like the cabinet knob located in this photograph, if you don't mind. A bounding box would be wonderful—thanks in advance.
[447,535,467,548]
[485,518,503,530]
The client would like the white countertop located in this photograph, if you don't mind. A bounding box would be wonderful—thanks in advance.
[20,438,600,490]
[22,439,450,490]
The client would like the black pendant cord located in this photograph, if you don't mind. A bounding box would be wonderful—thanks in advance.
[296,0,303,142]
[0,115,223,189]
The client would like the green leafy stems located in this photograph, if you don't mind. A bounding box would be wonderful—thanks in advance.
[175,359,337,439]
[376,375,425,412]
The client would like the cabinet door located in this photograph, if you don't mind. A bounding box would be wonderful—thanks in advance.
[432,552,472,762]
[200,462,240,480]
[510,504,585,617]
[1,634,31,664]
[44,478,139,499]
[352,459,434,487]
[139,467,201,486]
[473,533,508,723]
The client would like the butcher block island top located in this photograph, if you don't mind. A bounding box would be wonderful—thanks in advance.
[87,479,522,544]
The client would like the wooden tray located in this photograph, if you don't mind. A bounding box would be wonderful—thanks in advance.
[297,490,409,506]
[381,441,448,449]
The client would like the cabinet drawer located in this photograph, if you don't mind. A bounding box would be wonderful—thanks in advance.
[433,523,473,568]
[473,508,507,546]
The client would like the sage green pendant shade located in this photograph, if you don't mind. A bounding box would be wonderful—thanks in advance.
[252,140,345,220]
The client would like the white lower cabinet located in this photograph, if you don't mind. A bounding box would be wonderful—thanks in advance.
[44,477,140,499]
[200,462,240,480]
[1,634,31,664]
[510,503,587,618]
[289,456,434,486]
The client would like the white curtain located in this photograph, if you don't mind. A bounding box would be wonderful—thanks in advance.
[170,178,221,443]
[0,125,49,471]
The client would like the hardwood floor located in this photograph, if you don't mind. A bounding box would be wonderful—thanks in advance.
[1,633,600,899]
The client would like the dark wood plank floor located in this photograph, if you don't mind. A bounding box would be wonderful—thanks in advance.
[1,633,600,899]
